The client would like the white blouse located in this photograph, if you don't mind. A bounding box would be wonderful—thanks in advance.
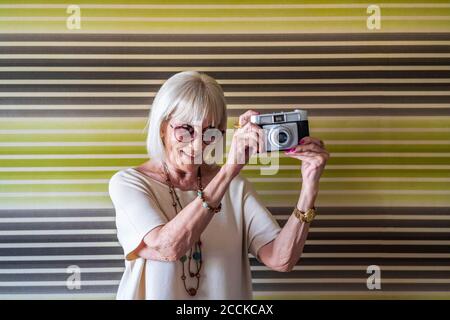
[108,167,281,299]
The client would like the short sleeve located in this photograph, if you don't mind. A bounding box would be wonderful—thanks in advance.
[109,171,167,261]
[241,176,281,262]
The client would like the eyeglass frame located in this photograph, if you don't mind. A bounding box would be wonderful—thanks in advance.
[169,123,226,145]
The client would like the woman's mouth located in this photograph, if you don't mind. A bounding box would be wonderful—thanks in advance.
[180,150,195,158]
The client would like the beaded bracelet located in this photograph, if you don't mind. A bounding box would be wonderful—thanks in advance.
[197,190,222,214]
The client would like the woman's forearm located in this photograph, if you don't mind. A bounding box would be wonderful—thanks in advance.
[259,183,319,271]
[138,164,238,262]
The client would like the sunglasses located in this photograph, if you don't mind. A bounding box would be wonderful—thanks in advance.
[170,123,225,145]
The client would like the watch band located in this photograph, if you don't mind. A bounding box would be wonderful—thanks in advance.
[293,206,316,223]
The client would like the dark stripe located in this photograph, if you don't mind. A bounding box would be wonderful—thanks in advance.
[253,283,450,291]
[0,222,115,231]
[0,209,115,218]
[250,258,450,267]
[1,33,449,42]
[0,286,118,294]
[0,260,124,269]
[1,71,448,79]
[2,58,449,67]
[1,220,446,233]
[0,247,122,256]
[1,270,449,282]
[2,45,450,54]
[307,232,450,241]
[0,273,123,282]
[1,207,447,218]
[0,235,119,243]
[0,96,449,104]
[0,244,448,257]
[1,83,449,92]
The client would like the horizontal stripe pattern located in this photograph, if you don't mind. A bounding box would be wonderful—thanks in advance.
[1,1,449,299]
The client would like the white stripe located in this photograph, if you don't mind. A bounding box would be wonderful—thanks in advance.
[305,240,450,245]
[252,265,450,271]
[1,91,449,97]
[0,230,116,235]
[0,228,448,236]
[0,4,449,9]
[0,115,448,121]
[321,140,450,145]
[0,166,128,172]
[0,16,448,22]
[3,41,450,47]
[2,165,450,172]
[0,142,145,146]
[0,217,114,223]
[273,215,450,221]
[324,165,450,169]
[0,255,122,261]
[0,179,110,184]
[230,103,450,109]
[1,240,449,249]
[0,293,116,299]
[259,190,450,195]
[3,128,448,134]
[2,153,450,160]
[1,140,449,148]
[0,129,144,134]
[253,278,450,284]
[253,291,450,297]
[0,242,119,248]
[308,228,450,233]
[0,105,150,110]
[0,280,120,286]
[2,79,450,85]
[301,253,450,258]
[276,214,450,221]
[3,177,449,185]
[0,252,448,262]
[2,103,450,110]
[0,192,109,197]
[314,215,450,221]
[0,154,148,159]
[1,66,448,71]
[0,267,124,274]
[314,128,450,132]
[0,53,449,59]
[250,177,450,182]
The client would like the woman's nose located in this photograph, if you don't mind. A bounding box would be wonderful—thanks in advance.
[189,136,204,154]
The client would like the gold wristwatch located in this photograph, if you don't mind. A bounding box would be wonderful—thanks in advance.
[293,206,316,223]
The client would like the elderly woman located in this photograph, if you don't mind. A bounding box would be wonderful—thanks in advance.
[109,71,329,299]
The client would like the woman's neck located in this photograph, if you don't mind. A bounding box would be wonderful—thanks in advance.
[162,161,201,191]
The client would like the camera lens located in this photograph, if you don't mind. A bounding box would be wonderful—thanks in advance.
[278,131,288,144]
[268,126,292,148]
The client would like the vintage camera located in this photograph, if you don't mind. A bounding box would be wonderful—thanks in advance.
[250,109,309,152]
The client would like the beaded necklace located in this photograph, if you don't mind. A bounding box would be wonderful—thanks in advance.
[162,162,203,297]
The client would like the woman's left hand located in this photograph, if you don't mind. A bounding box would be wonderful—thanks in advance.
[284,136,330,188]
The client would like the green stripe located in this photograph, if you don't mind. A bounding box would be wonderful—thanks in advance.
[2,181,449,193]
[1,194,449,208]
[1,8,449,18]
[0,156,449,167]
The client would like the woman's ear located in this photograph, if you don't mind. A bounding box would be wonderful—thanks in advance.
[160,119,168,139]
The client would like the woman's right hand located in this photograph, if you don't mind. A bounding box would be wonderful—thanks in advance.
[225,110,265,176]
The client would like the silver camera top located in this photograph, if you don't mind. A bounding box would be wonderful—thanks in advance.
[250,109,308,125]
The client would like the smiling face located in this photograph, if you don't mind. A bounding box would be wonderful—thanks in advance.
[160,116,225,170]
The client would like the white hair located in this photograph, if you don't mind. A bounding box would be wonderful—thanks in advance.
[144,71,228,161]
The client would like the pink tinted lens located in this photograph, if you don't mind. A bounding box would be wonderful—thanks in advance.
[174,126,195,142]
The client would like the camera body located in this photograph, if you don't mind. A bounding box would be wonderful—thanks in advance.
[250,109,309,152]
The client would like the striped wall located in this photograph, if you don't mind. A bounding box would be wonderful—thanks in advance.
[0,1,449,299]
